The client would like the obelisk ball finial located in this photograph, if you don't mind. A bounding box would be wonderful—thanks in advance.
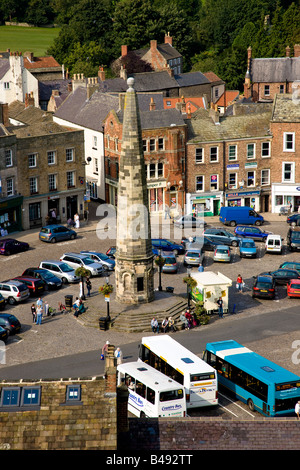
[127,77,134,91]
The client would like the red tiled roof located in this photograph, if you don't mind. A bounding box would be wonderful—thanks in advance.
[203,71,223,83]
[24,56,61,69]
[215,90,240,106]
[163,96,206,113]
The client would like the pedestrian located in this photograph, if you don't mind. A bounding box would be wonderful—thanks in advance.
[74,213,80,228]
[216,296,224,318]
[295,401,300,420]
[185,309,193,329]
[36,305,43,325]
[168,316,176,332]
[86,277,92,297]
[151,317,159,333]
[236,274,243,292]
[198,263,204,273]
[101,340,110,360]
[79,280,84,299]
[162,317,168,333]
[164,205,171,219]
[31,303,36,323]
[114,347,123,365]
[36,297,43,309]
[44,300,50,317]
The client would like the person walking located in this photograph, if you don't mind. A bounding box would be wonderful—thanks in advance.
[101,340,110,360]
[44,300,50,317]
[31,303,36,323]
[198,263,204,273]
[295,400,300,419]
[36,305,43,325]
[236,274,244,292]
[216,296,224,318]
[164,205,171,219]
[86,277,92,297]
[114,347,123,365]
[74,213,80,228]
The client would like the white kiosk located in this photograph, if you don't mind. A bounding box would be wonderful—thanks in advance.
[190,271,232,314]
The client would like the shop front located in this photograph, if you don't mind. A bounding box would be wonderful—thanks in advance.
[0,195,23,234]
[225,189,261,211]
[272,184,300,213]
[187,192,223,217]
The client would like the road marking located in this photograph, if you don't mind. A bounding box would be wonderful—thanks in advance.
[219,392,255,417]
[1,255,19,261]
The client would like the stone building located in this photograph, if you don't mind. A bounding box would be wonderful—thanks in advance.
[104,92,187,217]
[8,101,85,230]
[186,101,273,215]
[244,44,300,102]
[115,77,154,304]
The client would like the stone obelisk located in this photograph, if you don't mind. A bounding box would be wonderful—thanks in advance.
[115,77,154,304]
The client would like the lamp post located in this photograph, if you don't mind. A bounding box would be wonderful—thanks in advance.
[187,267,191,309]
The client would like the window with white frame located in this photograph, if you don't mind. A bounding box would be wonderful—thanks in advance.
[282,162,295,182]
[228,173,237,189]
[264,85,270,96]
[66,148,74,162]
[158,137,164,150]
[47,151,56,165]
[247,171,255,187]
[210,146,218,162]
[195,147,204,163]
[283,132,295,152]
[115,138,118,151]
[146,163,164,179]
[4,82,9,89]
[196,175,204,192]
[5,149,12,167]
[94,158,98,173]
[93,136,97,148]
[143,140,147,152]
[228,145,237,161]
[149,139,155,151]
[261,142,271,158]
[279,84,284,94]
[247,143,255,159]
[29,177,38,194]
[67,171,75,188]
[28,153,37,168]
[48,174,57,191]
[6,178,13,196]
[210,174,218,191]
[261,169,270,186]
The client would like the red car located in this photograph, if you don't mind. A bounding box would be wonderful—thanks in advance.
[287,279,300,298]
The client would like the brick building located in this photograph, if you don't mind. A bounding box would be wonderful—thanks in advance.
[244,44,300,102]
[8,101,85,230]
[186,101,273,215]
[270,93,300,213]
[104,94,187,216]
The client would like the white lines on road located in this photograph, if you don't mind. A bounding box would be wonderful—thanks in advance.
[1,255,19,262]
[219,391,256,418]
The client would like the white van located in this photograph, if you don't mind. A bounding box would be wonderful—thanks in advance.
[265,234,282,254]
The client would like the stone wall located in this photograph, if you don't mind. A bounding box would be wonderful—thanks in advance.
[122,417,300,450]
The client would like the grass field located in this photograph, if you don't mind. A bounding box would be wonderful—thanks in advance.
[0,25,61,56]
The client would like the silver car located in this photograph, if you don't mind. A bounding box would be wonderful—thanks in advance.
[59,253,103,276]
[0,280,30,304]
[213,245,231,263]
[39,260,80,284]
[184,244,203,266]
[161,252,178,274]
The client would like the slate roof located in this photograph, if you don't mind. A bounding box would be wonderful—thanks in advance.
[8,101,75,137]
[250,57,300,83]
[39,79,71,102]
[187,105,272,143]
[115,106,186,130]
[174,71,210,87]
[130,71,179,91]
[0,58,10,79]
[271,93,300,122]
[134,43,181,61]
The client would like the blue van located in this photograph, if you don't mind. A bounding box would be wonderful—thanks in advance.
[219,206,264,227]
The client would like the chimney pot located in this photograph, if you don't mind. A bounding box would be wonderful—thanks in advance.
[286,46,291,57]
[121,45,128,57]
[294,44,300,58]
[164,32,173,46]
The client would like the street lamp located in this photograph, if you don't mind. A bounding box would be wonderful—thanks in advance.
[187,267,191,309]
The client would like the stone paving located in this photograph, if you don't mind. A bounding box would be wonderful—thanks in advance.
[1,206,300,370]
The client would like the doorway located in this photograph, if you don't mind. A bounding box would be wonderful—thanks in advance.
[67,196,78,220]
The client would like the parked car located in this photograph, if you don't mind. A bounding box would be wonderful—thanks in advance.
[182,236,219,252]
[279,262,300,274]
[160,252,178,274]
[174,215,206,229]
[151,239,185,255]
[59,253,103,276]
[239,238,257,258]
[39,225,77,243]
[265,234,283,254]
[184,244,203,266]
[286,228,300,251]
[0,280,30,304]
[0,325,8,343]
[22,268,62,289]
[260,269,300,285]
[106,246,116,258]
[0,238,29,256]
[234,225,270,241]
[287,279,300,298]
[286,214,300,226]
[38,261,79,284]
[12,276,45,296]
[219,206,264,226]
[0,313,21,335]
[0,294,5,310]
[202,228,240,246]
[252,274,276,300]
[213,245,231,263]
[80,251,115,271]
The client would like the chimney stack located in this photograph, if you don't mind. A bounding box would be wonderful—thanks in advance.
[150,40,157,50]
[0,103,9,127]
[164,32,173,46]
[25,92,34,108]
[286,46,290,57]
[149,97,156,111]
[294,44,300,58]
[121,45,128,57]
[98,66,105,81]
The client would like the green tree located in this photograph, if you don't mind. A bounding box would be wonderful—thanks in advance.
[25,0,55,25]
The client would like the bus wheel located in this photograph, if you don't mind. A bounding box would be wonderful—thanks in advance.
[247,399,255,412]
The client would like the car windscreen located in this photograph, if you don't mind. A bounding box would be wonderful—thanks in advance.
[291,232,300,240]
[256,281,272,289]
[60,263,74,272]
[217,249,228,254]
[186,252,201,257]
[164,257,176,263]
[40,228,50,233]
[290,283,300,289]
[242,242,254,248]
[17,284,29,292]
[83,257,95,265]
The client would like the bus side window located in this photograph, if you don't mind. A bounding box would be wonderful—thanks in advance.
[136,381,146,398]
[126,374,135,390]
[146,387,155,405]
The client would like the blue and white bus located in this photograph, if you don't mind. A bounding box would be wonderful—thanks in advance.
[203,340,300,417]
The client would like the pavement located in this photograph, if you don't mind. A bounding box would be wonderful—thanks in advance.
[1,204,300,373]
